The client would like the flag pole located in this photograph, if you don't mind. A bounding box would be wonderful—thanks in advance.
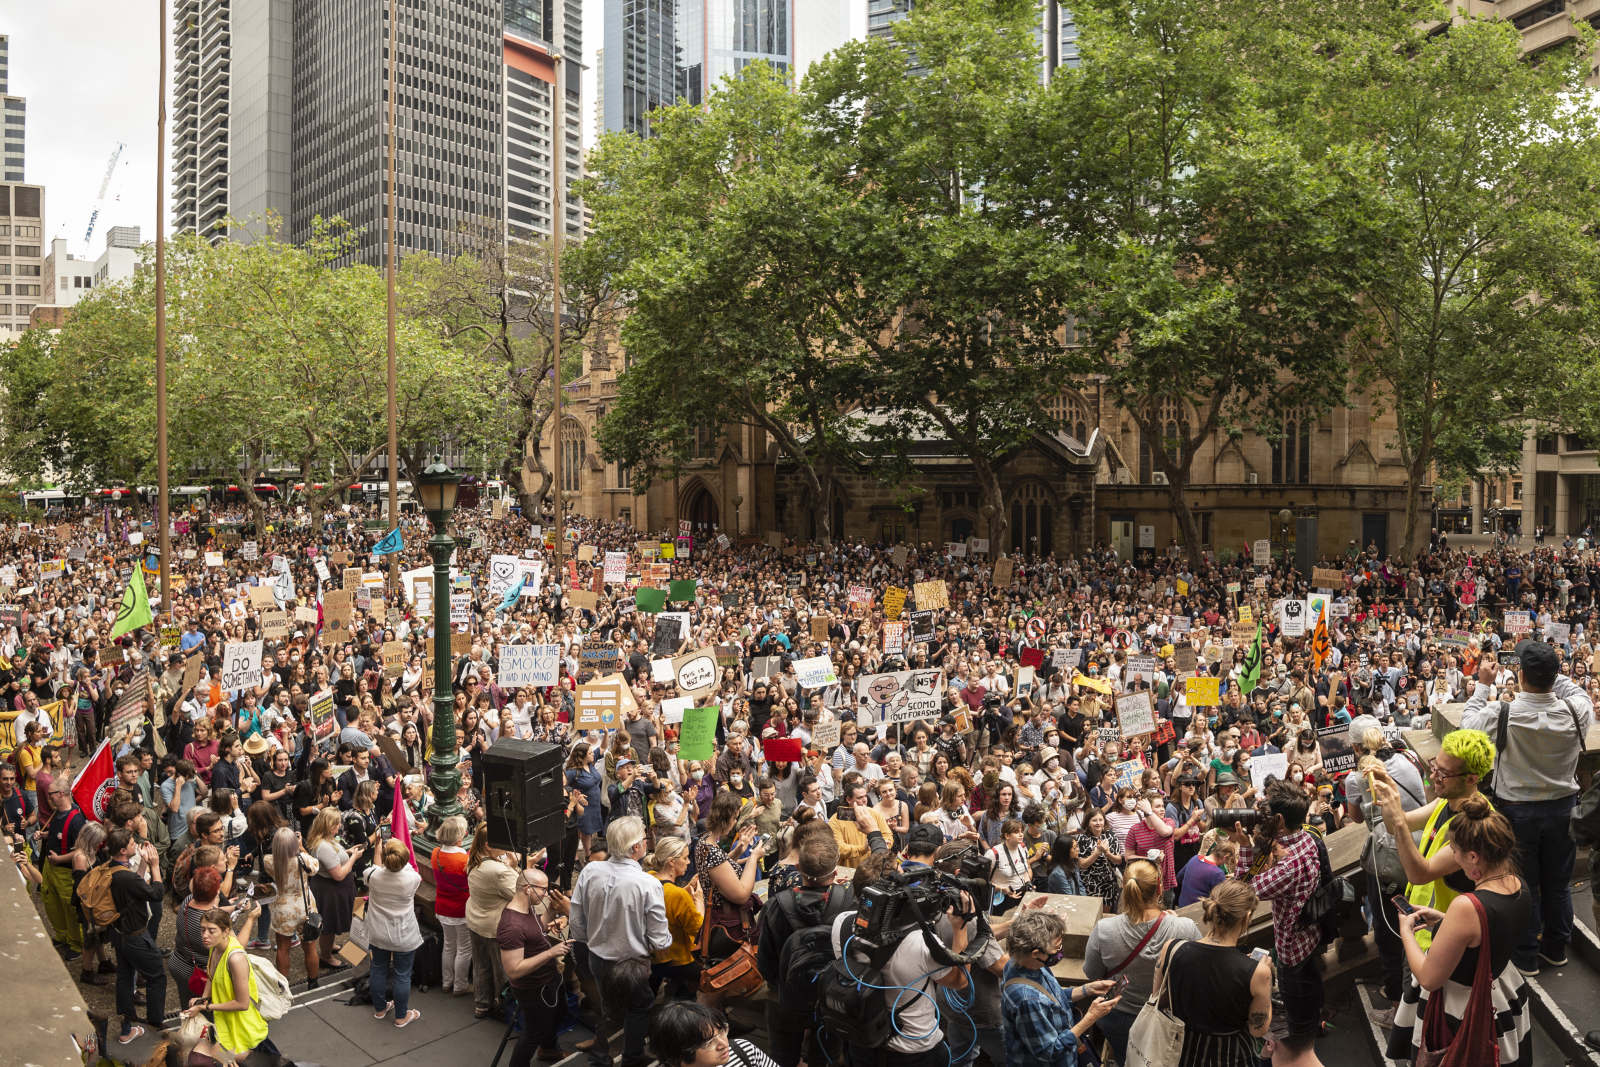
[550,28,566,583]
[384,0,401,596]
[155,0,171,618]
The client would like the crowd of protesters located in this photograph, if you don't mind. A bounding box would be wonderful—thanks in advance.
[1,499,1598,1067]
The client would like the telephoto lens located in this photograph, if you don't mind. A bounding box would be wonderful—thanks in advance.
[1208,808,1262,829]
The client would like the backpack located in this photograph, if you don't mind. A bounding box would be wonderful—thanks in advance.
[1299,831,1359,949]
[245,952,294,1020]
[1484,696,1584,805]
[774,885,856,1017]
[76,862,121,931]
[816,912,924,1050]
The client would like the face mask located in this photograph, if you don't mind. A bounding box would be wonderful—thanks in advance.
[1043,949,1065,966]
[1122,798,1137,811]
[691,770,705,781]
[730,776,743,788]
[1290,772,1304,783]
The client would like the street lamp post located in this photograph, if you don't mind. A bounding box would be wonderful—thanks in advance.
[1277,507,1293,560]
[416,458,463,844]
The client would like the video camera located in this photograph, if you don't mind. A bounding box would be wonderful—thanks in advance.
[849,845,995,968]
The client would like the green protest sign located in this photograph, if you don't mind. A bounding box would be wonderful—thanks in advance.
[669,579,698,603]
[678,705,719,761]
[635,586,667,613]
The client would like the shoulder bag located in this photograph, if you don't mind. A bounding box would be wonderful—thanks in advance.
[1416,893,1499,1067]
[1104,913,1164,978]
[1125,939,1186,1067]
[698,888,764,999]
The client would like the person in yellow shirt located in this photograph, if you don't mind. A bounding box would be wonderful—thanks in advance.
[184,906,279,1061]
[646,837,705,999]
[828,781,892,869]
[16,721,45,812]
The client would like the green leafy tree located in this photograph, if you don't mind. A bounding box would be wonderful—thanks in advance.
[1328,16,1600,557]
[1015,0,1387,564]
[405,224,616,514]
[801,0,1073,550]
[582,65,868,541]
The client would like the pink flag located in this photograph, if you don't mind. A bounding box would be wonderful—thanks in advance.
[390,775,417,870]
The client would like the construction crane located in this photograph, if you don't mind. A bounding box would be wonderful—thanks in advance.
[81,142,127,256]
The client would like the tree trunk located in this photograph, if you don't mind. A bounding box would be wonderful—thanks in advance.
[1400,444,1431,563]
[300,458,322,530]
[1165,472,1204,568]
[971,453,1009,554]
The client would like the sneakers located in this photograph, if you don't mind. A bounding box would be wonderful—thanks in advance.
[1538,949,1568,968]
[1368,1006,1397,1030]
[1515,961,1540,978]
[247,938,271,950]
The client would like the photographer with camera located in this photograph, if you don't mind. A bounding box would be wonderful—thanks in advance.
[1238,779,1323,1046]
[829,779,892,868]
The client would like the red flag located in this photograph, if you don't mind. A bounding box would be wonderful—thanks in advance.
[70,739,118,822]
[390,771,417,870]
[763,737,803,764]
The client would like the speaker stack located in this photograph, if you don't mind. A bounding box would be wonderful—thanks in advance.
[481,738,566,854]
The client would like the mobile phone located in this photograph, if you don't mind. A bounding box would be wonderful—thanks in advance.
[1391,894,1416,915]
[1248,947,1270,963]
[1110,974,1130,997]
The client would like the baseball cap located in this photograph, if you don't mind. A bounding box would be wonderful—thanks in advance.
[617,756,635,768]
[906,823,944,855]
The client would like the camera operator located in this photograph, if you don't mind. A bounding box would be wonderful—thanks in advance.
[756,829,856,1067]
[836,852,973,1067]
[1236,779,1323,1046]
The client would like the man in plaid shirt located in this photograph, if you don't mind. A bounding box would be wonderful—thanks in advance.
[1234,780,1325,1043]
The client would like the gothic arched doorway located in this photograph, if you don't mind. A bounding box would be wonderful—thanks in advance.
[684,483,718,533]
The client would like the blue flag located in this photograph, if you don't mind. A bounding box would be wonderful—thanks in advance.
[497,574,527,615]
[372,527,404,556]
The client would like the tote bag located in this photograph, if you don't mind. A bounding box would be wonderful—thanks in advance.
[1125,940,1186,1067]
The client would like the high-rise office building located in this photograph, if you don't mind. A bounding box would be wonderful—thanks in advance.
[292,0,504,264]
[0,182,45,336]
[0,36,24,182]
[677,0,793,106]
[867,0,1078,76]
[171,0,236,238]
[602,0,681,136]
[504,1,584,241]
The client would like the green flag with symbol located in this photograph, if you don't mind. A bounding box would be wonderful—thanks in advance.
[111,564,154,639]
[1238,620,1263,696]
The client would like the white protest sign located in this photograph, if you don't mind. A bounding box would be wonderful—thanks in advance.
[660,696,692,725]
[205,551,225,568]
[856,669,944,725]
[499,643,560,687]
[811,720,841,750]
[650,658,676,683]
[241,540,259,560]
[218,640,264,691]
[793,655,838,689]
[603,551,628,584]
[518,559,545,597]
[1253,539,1271,567]
[487,554,522,599]
[1279,598,1307,638]
[1249,752,1290,794]
[1114,690,1157,738]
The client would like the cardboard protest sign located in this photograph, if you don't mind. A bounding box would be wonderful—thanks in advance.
[792,655,838,689]
[856,669,944,725]
[567,589,598,611]
[1115,690,1157,738]
[1185,676,1220,706]
[992,557,1014,588]
[913,579,949,611]
[577,543,597,562]
[908,610,935,643]
[750,656,784,683]
[673,646,719,700]
[1252,539,1271,567]
[500,644,560,687]
[182,652,205,693]
[810,720,841,750]
[714,644,741,669]
[452,631,474,655]
[1114,759,1146,790]
[218,640,264,691]
[882,587,907,621]
[261,611,291,642]
[1312,567,1343,590]
[810,615,831,643]
[344,566,363,590]
[891,545,908,569]
[766,531,784,550]
[160,624,182,651]
[204,551,225,568]
[677,706,719,761]
[573,682,622,732]
[247,584,277,610]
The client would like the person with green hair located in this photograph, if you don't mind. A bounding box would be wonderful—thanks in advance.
[1370,728,1495,957]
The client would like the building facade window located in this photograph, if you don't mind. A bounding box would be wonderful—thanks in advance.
[1271,411,1312,485]
[1009,481,1054,557]
[559,417,585,492]
[1044,389,1093,443]
[1138,399,1189,482]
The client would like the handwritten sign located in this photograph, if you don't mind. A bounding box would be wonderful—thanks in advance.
[793,655,838,689]
[500,643,560,687]
[1185,676,1220,706]
[913,579,949,611]
[678,706,719,761]
[1312,567,1343,590]
[218,640,264,691]
[883,587,907,621]
[1115,690,1157,737]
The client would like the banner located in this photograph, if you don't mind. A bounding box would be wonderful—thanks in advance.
[856,669,944,725]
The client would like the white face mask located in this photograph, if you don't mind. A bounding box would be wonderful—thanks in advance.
[691,770,705,781]
[730,776,743,788]
[1122,798,1137,811]
[1290,772,1304,783]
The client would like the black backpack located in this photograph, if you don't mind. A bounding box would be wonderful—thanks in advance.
[1299,830,1360,949]
[817,912,905,1050]
[774,886,856,1017]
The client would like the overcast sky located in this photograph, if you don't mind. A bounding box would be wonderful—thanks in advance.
[6,4,160,254]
